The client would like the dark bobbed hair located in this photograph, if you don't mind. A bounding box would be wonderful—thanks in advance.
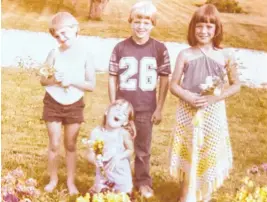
[187,4,223,48]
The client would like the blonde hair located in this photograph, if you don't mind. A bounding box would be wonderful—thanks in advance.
[102,99,136,138]
[49,12,79,36]
[187,4,223,48]
[128,1,157,26]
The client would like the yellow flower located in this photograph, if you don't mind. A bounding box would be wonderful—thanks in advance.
[242,176,250,184]
[247,180,254,188]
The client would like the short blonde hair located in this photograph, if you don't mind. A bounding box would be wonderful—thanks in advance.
[49,12,79,36]
[187,4,223,48]
[128,1,157,26]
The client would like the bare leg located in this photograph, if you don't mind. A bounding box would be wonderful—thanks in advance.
[44,122,62,192]
[179,181,189,202]
[64,123,81,195]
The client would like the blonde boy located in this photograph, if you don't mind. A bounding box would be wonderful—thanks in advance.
[41,12,95,195]
[108,1,171,198]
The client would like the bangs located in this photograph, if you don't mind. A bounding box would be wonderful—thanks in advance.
[134,13,151,20]
[195,13,217,24]
[194,4,220,24]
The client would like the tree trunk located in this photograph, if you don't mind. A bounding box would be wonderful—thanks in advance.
[89,0,109,20]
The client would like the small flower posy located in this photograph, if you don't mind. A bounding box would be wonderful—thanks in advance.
[38,64,56,79]
[199,75,223,96]
[82,138,105,177]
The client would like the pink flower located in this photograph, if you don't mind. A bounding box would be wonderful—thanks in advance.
[2,174,16,185]
[11,168,24,179]
[25,178,37,187]
[248,165,259,174]
[1,185,15,195]
[261,163,267,172]
[15,183,26,193]
[25,186,36,196]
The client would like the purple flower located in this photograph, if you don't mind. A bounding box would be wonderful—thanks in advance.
[11,168,24,179]
[261,163,267,172]
[25,178,37,187]
[2,193,19,202]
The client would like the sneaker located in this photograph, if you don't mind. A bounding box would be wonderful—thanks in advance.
[139,185,154,198]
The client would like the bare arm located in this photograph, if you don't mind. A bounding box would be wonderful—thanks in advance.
[108,75,118,103]
[70,54,96,92]
[170,50,189,100]
[218,51,241,100]
[120,130,134,160]
[87,148,96,165]
[157,76,169,111]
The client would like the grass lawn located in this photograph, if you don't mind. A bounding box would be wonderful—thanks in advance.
[1,68,267,201]
[1,0,267,51]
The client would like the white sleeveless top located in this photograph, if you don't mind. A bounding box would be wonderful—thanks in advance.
[45,41,94,105]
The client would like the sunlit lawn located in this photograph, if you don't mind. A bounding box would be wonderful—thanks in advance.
[1,68,267,201]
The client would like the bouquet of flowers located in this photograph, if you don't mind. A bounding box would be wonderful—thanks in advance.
[1,168,40,202]
[83,138,105,177]
[199,75,223,96]
[192,75,224,146]
[38,63,56,79]
[38,63,69,92]
[16,56,56,79]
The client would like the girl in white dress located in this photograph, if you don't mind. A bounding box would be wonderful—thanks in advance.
[87,99,135,194]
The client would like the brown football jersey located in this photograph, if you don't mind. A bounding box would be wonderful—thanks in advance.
[109,37,171,112]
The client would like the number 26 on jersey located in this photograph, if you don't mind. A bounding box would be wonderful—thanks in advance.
[119,57,157,91]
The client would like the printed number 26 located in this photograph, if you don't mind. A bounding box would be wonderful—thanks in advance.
[119,57,157,91]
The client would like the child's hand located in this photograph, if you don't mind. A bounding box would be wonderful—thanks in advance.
[203,95,220,106]
[61,78,72,88]
[185,91,208,108]
[151,107,162,125]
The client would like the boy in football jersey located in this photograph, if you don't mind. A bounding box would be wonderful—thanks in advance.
[108,1,171,198]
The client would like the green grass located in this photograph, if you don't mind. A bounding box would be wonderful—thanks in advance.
[1,0,267,51]
[1,68,267,201]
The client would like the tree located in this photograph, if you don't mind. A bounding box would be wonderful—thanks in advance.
[89,0,109,20]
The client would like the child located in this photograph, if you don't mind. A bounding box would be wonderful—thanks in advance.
[108,1,171,198]
[40,12,96,195]
[87,99,135,194]
[169,4,240,202]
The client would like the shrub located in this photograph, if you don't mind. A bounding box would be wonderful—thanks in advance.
[198,0,244,13]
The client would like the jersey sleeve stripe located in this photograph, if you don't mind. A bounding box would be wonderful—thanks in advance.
[109,71,118,76]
